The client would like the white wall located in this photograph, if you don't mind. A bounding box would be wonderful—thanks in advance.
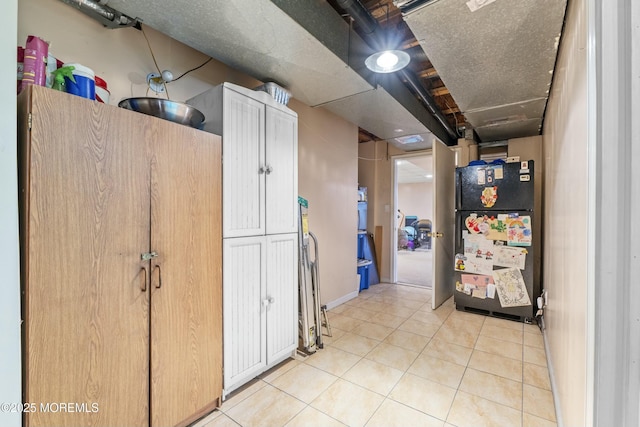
[541,0,589,425]
[295,99,359,305]
[1,0,21,424]
[398,182,433,223]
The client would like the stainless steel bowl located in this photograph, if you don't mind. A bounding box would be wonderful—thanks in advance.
[118,98,205,129]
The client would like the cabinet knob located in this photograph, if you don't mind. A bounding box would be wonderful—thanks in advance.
[259,166,266,174]
[268,297,275,304]
[265,165,273,175]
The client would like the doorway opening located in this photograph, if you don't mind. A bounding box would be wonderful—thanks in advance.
[392,153,434,288]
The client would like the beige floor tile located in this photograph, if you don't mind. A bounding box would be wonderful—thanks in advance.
[365,342,419,371]
[407,353,466,389]
[433,324,480,348]
[329,304,349,315]
[459,368,523,410]
[481,324,524,344]
[365,399,444,427]
[445,309,482,323]
[411,309,447,326]
[359,300,389,312]
[311,379,384,427]
[343,358,404,396]
[270,363,338,403]
[331,332,381,357]
[523,384,557,422]
[341,306,377,322]
[192,409,221,427]
[524,362,551,390]
[523,346,547,366]
[447,390,522,427]
[423,338,473,366]
[398,318,441,338]
[369,312,406,329]
[220,379,267,411]
[524,331,545,348]
[383,329,431,352]
[386,296,424,310]
[523,412,558,427]
[329,313,366,332]
[443,315,484,335]
[203,413,241,427]
[284,406,346,427]
[524,323,542,334]
[304,346,361,376]
[382,304,418,318]
[389,373,456,420]
[224,384,306,427]
[468,349,523,382]
[474,335,523,361]
[259,358,300,383]
[484,316,524,331]
[321,327,347,346]
[351,322,395,341]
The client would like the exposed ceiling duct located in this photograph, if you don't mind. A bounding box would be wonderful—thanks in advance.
[334,0,458,143]
[94,0,457,148]
[401,0,567,141]
[57,0,139,29]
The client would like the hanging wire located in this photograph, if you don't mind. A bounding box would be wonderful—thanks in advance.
[140,24,170,99]
[171,57,213,82]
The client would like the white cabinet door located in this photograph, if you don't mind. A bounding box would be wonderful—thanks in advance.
[265,233,298,364]
[222,88,266,238]
[265,106,298,235]
[223,236,267,393]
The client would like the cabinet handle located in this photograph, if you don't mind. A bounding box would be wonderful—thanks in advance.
[268,297,275,304]
[265,165,273,175]
[259,166,266,174]
[153,265,162,289]
[140,267,148,292]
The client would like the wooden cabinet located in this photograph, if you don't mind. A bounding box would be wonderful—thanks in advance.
[188,83,298,396]
[18,86,222,427]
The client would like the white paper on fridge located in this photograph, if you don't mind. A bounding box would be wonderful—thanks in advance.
[493,246,527,270]
[492,267,531,307]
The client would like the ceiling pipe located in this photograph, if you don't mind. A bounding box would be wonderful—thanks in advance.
[336,0,459,143]
[58,0,140,28]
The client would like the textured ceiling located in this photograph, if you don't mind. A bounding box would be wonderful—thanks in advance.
[402,0,567,141]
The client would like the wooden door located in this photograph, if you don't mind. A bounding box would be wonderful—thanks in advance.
[265,106,298,235]
[149,121,223,426]
[222,235,267,395]
[20,86,150,427]
[222,87,266,238]
[431,139,456,309]
[265,233,298,364]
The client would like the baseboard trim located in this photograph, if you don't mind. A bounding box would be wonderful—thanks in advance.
[541,319,564,427]
[325,290,359,310]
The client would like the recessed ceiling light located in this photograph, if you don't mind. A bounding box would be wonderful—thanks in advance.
[365,50,410,73]
[394,128,404,133]
[394,134,424,144]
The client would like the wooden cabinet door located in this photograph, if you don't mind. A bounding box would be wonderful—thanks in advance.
[222,87,266,238]
[265,107,298,235]
[222,236,267,394]
[21,87,150,427]
[149,121,223,427]
[265,233,299,364]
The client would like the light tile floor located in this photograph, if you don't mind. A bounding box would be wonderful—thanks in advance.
[193,283,557,427]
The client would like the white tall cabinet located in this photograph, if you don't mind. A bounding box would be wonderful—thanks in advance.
[188,83,298,396]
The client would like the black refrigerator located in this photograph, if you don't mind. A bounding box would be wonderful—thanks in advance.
[453,160,540,322]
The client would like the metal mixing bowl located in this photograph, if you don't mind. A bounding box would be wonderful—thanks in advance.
[118,97,205,129]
